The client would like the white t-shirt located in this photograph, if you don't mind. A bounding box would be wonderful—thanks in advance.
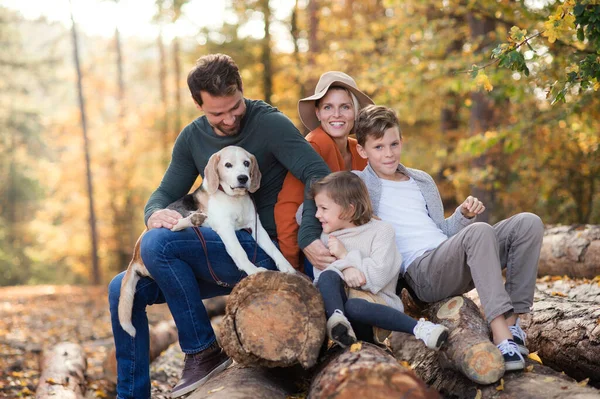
[378,177,448,274]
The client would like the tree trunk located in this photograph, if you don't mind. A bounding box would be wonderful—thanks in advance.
[172,37,182,136]
[157,31,169,166]
[69,0,100,284]
[35,342,86,399]
[261,0,272,105]
[309,342,440,399]
[188,364,299,399]
[220,271,326,368]
[427,296,505,384]
[520,288,600,387]
[538,225,600,278]
[390,333,600,399]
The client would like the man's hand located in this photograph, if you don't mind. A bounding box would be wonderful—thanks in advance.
[302,240,336,271]
[327,236,348,259]
[342,267,366,288]
[460,195,485,219]
[147,209,183,230]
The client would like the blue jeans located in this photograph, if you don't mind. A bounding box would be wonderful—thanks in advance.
[108,227,278,399]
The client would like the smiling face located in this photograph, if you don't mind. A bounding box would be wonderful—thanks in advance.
[198,90,246,137]
[315,88,356,140]
[314,190,355,234]
[356,126,403,181]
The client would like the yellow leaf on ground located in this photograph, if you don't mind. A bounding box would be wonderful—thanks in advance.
[528,352,543,364]
[208,386,225,394]
[544,377,556,382]
[578,378,589,387]
[496,378,505,391]
[525,365,534,372]
[95,389,108,398]
[400,360,412,369]
[475,389,482,399]
[350,342,362,352]
[551,291,567,297]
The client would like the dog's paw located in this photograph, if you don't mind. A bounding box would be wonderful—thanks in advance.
[256,267,269,273]
[170,220,188,232]
[191,212,207,226]
[277,264,297,274]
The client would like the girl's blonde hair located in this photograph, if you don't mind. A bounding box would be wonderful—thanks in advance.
[310,171,373,226]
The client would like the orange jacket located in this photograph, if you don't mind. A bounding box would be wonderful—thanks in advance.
[274,127,368,269]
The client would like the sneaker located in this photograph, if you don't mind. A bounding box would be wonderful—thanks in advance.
[497,339,525,371]
[413,318,449,351]
[509,318,529,355]
[326,309,357,348]
[171,341,233,398]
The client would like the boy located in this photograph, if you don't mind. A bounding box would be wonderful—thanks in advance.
[352,105,544,371]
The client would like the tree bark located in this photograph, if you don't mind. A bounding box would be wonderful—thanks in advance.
[188,364,300,399]
[391,332,600,399]
[427,296,505,384]
[260,0,272,105]
[520,288,600,387]
[309,342,440,399]
[35,342,87,399]
[538,225,600,278]
[220,271,326,369]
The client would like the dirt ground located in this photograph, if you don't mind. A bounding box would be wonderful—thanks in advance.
[0,285,177,399]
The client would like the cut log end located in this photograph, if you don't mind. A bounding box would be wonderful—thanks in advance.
[461,341,505,384]
[220,271,326,369]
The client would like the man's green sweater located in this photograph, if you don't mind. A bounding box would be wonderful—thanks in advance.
[144,99,330,249]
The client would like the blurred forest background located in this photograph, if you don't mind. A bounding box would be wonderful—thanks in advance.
[1,0,599,287]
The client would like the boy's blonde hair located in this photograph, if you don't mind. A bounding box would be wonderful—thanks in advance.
[310,171,373,226]
[355,105,402,147]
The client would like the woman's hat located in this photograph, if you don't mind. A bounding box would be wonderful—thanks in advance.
[298,71,374,131]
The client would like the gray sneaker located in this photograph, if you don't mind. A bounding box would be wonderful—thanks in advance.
[326,309,357,348]
[170,341,233,398]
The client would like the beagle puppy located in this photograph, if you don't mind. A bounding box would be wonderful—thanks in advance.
[119,146,296,337]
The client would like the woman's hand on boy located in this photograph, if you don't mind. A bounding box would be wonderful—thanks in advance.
[460,195,485,219]
[303,240,336,270]
[343,267,366,288]
[327,236,348,259]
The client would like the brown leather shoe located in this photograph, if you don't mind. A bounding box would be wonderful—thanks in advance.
[170,341,232,398]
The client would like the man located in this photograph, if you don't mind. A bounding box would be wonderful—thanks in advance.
[108,54,330,399]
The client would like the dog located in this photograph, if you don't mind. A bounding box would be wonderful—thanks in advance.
[119,146,296,337]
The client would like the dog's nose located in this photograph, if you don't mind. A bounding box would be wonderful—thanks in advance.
[237,175,249,185]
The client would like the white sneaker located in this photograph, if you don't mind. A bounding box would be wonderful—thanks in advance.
[413,318,449,351]
[326,309,357,348]
[497,339,525,371]
[508,318,528,355]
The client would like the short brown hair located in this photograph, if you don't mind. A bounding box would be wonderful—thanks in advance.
[187,54,243,106]
[355,105,402,147]
[310,171,373,226]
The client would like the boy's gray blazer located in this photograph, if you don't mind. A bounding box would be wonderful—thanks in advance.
[352,164,475,238]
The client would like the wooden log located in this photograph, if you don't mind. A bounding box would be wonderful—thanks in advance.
[104,319,178,383]
[539,225,600,278]
[220,271,326,369]
[427,296,505,385]
[390,332,600,399]
[35,342,87,399]
[188,364,300,399]
[308,342,440,399]
[520,288,600,386]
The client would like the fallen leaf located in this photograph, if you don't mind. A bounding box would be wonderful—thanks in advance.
[578,378,589,387]
[496,378,504,391]
[474,389,482,399]
[525,365,534,372]
[208,386,225,394]
[399,360,412,369]
[544,377,555,382]
[551,291,567,297]
[528,352,543,364]
[350,342,362,352]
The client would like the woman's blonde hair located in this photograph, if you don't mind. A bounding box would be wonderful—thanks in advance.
[310,171,373,226]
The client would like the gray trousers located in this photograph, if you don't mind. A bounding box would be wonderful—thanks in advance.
[404,213,544,323]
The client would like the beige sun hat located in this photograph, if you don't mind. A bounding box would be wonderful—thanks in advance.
[298,71,374,131]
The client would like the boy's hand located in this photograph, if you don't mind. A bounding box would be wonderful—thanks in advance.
[328,236,348,259]
[343,267,366,288]
[460,196,485,219]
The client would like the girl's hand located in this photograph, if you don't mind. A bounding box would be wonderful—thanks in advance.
[460,195,485,219]
[342,267,366,288]
[327,236,348,259]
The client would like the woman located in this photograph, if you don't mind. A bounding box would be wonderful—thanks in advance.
[274,71,373,277]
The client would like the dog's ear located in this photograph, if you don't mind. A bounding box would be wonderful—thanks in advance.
[204,152,221,194]
[248,154,261,193]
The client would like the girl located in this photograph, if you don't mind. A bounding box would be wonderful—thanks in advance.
[311,171,449,349]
